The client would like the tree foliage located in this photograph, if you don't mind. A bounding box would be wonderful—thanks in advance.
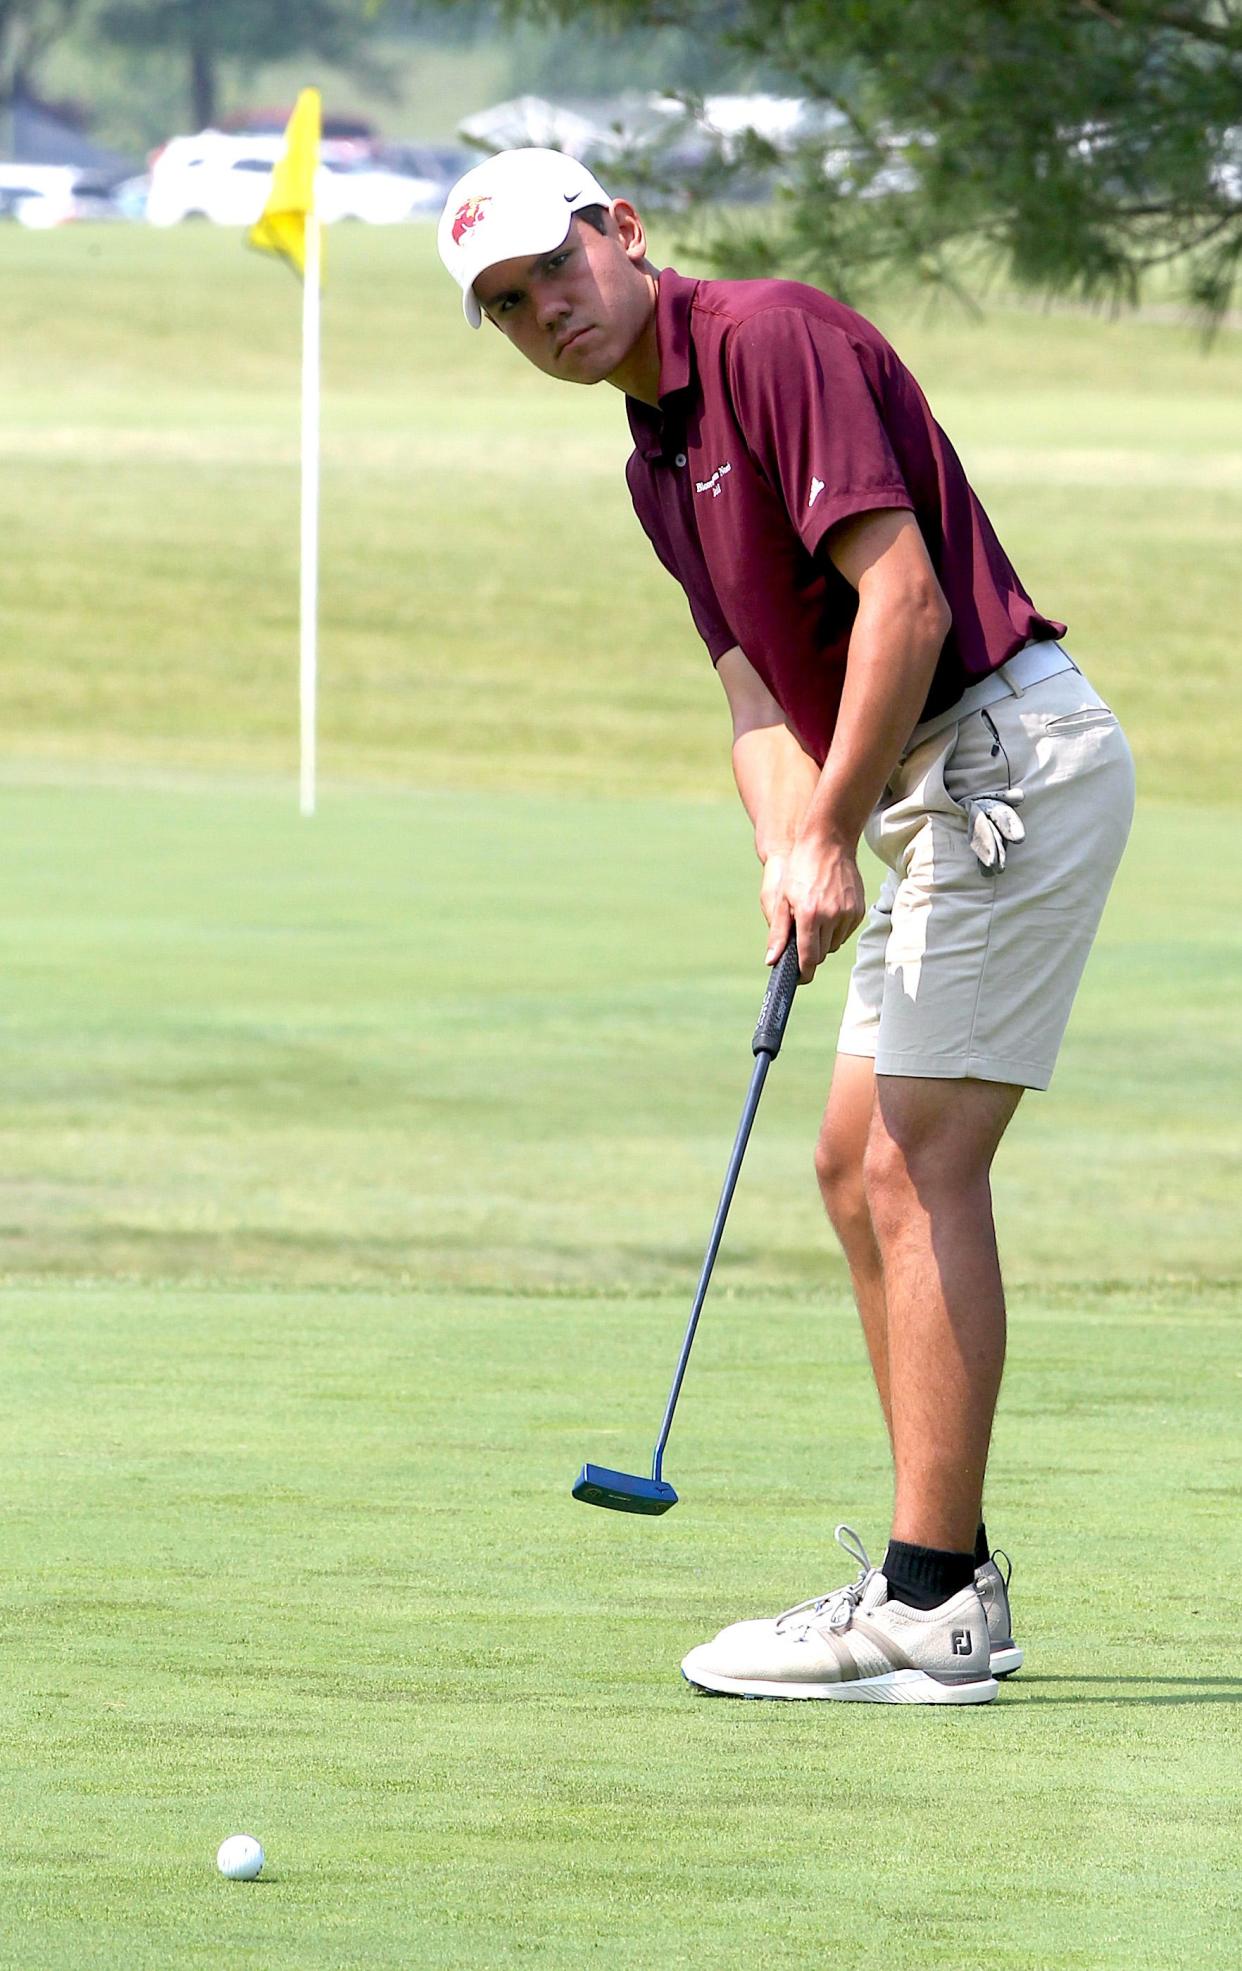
[497,0,1242,322]
[95,0,392,129]
[0,0,88,103]
[385,0,757,93]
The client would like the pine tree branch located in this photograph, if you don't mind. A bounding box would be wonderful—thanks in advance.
[1136,213,1241,264]
[1079,0,1242,50]
[1152,6,1242,52]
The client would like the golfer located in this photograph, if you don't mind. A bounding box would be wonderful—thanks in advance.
[438,148,1135,1705]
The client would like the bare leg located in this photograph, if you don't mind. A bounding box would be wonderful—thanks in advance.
[864,1074,1023,1555]
[815,1054,892,1441]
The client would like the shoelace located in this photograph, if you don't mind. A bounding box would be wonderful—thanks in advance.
[774,1524,875,1637]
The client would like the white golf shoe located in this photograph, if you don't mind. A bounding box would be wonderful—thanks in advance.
[681,1525,998,1705]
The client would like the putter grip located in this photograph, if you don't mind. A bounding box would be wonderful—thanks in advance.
[751,935,800,1057]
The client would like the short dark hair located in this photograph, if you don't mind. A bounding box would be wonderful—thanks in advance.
[574,204,609,236]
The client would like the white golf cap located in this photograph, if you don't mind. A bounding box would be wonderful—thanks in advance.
[437,147,615,329]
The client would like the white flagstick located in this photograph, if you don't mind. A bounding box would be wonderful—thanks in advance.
[299,206,321,817]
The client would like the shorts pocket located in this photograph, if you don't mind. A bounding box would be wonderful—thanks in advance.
[942,710,1015,811]
[1041,705,1115,730]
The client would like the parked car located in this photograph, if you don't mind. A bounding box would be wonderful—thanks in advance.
[219,106,379,150]
[0,164,121,226]
[111,173,151,221]
[377,142,474,208]
[0,167,54,217]
[146,131,440,227]
[320,154,442,223]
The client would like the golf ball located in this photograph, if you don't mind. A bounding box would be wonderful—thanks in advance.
[216,1834,264,1880]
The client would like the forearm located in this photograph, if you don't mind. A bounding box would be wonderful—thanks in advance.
[732,721,821,863]
[801,585,946,849]
[768,508,951,979]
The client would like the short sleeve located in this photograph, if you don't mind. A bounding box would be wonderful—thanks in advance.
[726,309,913,557]
[626,454,737,664]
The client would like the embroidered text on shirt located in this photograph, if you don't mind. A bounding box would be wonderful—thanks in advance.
[695,463,733,498]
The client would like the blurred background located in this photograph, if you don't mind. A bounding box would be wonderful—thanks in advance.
[1,0,1238,309]
[1,0,1239,792]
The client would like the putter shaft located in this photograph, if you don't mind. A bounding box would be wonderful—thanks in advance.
[572,936,801,1515]
[650,1049,771,1485]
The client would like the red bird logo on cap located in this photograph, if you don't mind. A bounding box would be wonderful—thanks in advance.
[451,195,492,246]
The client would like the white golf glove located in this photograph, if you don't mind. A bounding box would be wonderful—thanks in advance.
[963,791,1025,872]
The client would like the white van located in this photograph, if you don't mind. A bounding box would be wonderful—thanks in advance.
[146,131,440,227]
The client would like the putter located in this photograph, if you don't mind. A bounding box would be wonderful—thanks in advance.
[572,933,802,1515]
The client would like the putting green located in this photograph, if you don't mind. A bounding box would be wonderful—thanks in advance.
[3,779,1240,1969]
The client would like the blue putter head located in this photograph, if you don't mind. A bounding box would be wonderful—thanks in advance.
[572,1463,678,1515]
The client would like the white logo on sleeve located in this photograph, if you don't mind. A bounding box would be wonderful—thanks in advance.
[695,462,732,498]
[808,476,825,509]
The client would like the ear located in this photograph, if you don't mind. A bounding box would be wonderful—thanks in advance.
[610,198,648,265]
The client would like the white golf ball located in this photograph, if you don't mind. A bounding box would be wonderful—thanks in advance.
[216,1833,264,1880]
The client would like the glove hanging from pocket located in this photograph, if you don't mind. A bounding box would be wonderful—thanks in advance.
[962,791,1025,872]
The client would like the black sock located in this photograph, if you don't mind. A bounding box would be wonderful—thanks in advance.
[883,1539,976,1610]
[974,1521,989,1568]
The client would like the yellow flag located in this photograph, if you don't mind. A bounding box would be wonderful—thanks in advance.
[248,87,322,280]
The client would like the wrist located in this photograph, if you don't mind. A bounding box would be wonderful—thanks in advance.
[796,809,860,856]
[756,834,794,866]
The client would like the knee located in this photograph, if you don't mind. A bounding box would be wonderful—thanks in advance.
[814,1129,870,1243]
[861,1125,899,1222]
[862,1117,988,1236]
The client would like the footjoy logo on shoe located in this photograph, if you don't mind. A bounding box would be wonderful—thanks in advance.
[951,1630,973,1656]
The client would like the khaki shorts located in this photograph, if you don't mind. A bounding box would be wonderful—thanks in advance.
[837,655,1136,1089]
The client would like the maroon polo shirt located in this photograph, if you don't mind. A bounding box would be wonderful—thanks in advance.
[626,269,1065,765]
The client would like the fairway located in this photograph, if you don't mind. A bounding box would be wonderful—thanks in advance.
[2,224,1240,1968]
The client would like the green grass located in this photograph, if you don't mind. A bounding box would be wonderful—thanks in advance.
[1,223,1240,1967]
[7,1280,1239,1970]
[4,782,1241,1969]
[3,783,1239,1297]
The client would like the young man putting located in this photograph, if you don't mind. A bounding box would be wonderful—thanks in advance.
[438,148,1135,1705]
